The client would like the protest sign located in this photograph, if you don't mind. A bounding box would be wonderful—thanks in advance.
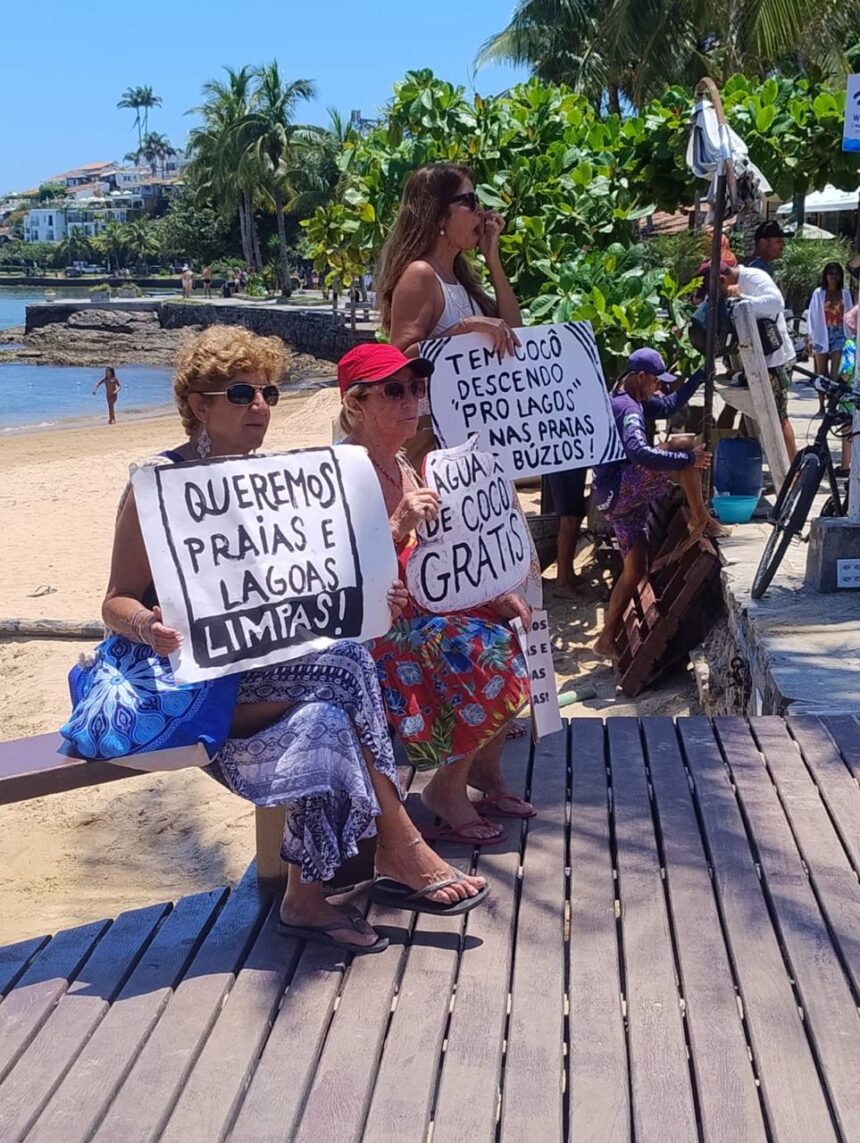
[132,445,397,683]
[423,321,623,480]
[405,436,531,613]
[511,609,563,740]
[843,75,860,152]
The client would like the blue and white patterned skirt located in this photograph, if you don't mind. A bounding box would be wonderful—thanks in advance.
[207,642,399,883]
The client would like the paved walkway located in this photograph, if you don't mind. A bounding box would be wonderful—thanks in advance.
[3,716,860,1142]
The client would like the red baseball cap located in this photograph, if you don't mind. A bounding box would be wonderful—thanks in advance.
[337,343,434,395]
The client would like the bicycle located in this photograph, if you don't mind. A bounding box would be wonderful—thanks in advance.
[751,366,859,599]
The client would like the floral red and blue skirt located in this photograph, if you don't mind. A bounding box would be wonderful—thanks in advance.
[368,610,529,771]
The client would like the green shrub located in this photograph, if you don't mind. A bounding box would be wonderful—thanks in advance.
[641,232,708,287]
[243,274,269,298]
[774,237,851,313]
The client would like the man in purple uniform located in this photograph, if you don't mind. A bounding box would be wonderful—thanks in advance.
[592,349,727,660]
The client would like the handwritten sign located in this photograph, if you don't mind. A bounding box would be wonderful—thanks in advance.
[132,445,397,683]
[406,436,531,613]
[512,610,563,740]
[423,321,623,480]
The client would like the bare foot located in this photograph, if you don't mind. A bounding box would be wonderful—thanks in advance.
[593,634,618,661]
[279,898,380,949]
[376,837,487,905]
[553,579,587,600]
[703,518,732,539]
[421,777,503,839]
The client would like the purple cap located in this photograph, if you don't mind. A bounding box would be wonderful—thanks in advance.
[627,348,676,386]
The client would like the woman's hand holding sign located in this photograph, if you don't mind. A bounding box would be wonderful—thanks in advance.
[491,592,531,628]
[138,606,183,656]
[390,488,440,542]
[386,581,409,623]
[460,314,520,357]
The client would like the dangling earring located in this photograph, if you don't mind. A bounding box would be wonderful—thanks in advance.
[197,426,211,459]
[439,227,446,237]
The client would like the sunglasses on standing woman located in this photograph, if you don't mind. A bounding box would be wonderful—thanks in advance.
[446,192,480,212]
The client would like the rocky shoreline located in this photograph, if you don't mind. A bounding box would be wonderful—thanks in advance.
[0,309,337,382]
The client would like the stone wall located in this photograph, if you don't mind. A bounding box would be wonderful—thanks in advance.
[158,303,373,362]
[25,300,160,332]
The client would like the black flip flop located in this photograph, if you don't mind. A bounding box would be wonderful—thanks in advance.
[277,913,389,956]
[370,874,489,916]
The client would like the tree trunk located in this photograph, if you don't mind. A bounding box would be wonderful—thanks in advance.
[607,84,621,116]
[237,199,251,267]
[793,187,807,232]
[275,192,290,296]
[249,200,263,271]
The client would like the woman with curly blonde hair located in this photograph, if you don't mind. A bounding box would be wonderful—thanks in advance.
[63,325,489,957]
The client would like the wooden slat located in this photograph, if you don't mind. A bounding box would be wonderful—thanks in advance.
[821,715,860,783]
[0,733,143,805]
[751,718,860,995]
[0,920,109,1085]
[716,718,860,1141]
[678,718,838,1142]
[91,866,269,1143]
[788,716,860,871]
[432,733,533,1143]
[642,719,767,1142]
[568,717,630,1143]
[0,936,49,1000]
[228,938,348,1142]
[500,728,566,1143]
[0,903,167,1142]
[25,889,226,1143]
[607,719,698,1142]
[160,905,302,1142]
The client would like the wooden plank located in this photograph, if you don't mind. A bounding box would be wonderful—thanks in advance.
[0,936,49,999]
[788,715,860,872]
[0,733,145,804]
[0,902,168,1142]
[91,866,269,1143]
[160,904,302,1142]
[499,728,567,1143]
[732,300,790,487]
[820,714,860,784]
[641,719,767,1142]
[607,719,698,1142]
[228,937,348,1142]
[0,919,108,1085]
[716,717,860,1141]
[432,733,533,1143]
[254,806,290,893]
[25,889,226,1143]
[751,718,860,995]
[568,717,631,1143]
[678,718,837,1142]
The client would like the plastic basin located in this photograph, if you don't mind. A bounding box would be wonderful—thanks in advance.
[711,494,759,524]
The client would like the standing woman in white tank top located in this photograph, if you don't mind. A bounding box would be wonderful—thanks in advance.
[375,163,523,469]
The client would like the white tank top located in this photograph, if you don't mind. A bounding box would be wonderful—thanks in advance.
[419,273,479,416]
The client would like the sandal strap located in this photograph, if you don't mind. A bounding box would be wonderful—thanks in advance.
[412,870,465,899]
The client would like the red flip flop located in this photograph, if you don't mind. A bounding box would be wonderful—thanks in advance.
[420,818,506,846]
[471,792,538,820]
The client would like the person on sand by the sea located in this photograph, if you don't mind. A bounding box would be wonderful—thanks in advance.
[592,349,728,661]
[93,367,121,425]
[63,325,488,957]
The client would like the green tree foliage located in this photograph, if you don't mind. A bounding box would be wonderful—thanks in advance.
[156,188,234,264]
[117,85,163,149]
[36,182,68,203]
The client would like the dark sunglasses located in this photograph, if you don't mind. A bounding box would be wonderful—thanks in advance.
[372,378,427,401]
[446,191,479,212]
[202,383,280,406]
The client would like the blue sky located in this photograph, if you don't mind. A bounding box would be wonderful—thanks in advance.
[0,0,528,194]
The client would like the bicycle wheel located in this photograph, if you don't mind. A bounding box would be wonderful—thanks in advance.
[752,455,821,599]
[769,450,806,521]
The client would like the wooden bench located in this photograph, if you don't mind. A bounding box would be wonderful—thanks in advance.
[2,714,859,1141]
[0,733,293,892]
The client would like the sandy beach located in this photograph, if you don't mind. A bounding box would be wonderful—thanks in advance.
[0,385,697,942]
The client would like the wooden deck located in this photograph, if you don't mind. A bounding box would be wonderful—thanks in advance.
[2,714,860,1142]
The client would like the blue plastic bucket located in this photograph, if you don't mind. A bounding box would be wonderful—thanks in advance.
[712,494,759,524]
[713,438,763,497]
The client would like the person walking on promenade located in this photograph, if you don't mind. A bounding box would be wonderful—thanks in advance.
[93,367,121,425]
[202,265,212,299]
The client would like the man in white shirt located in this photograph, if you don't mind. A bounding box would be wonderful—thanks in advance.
[721,262,797,460]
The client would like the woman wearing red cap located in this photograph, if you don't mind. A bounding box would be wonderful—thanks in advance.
[374,163,522,468]
[338,342,535,846]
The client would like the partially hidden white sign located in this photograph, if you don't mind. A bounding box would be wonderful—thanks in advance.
[423,321,623,480]
[132,445,397,683]
[844,75,860,152]
[405,436,531,613]
[512,609,563,740]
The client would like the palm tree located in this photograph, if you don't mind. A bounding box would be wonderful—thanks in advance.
[140,132,177,177]
[477,0,854,110]
[285,108,355,218]
[56,228,94,267]
[233,64,318,294]
[124,218,161,270]
[93,221,131,272]
[117,85,163,149]
[186,66,263,270]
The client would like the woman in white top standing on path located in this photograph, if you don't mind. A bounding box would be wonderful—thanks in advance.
[375,163,523,469]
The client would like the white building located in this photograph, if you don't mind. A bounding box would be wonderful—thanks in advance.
[23,209,67,243]
[23,190,145,242]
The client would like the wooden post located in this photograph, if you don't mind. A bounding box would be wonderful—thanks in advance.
[255,806,289,894]
[731,300,790,488]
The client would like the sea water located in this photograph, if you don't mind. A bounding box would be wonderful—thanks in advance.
[0,287,174,430]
